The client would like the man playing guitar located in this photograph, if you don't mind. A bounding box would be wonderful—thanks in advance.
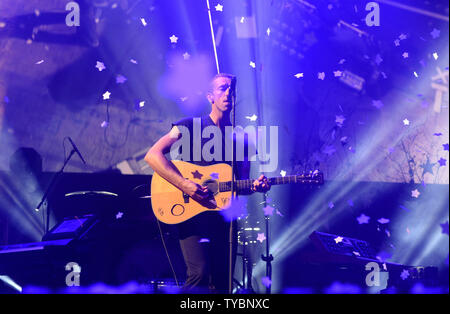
[145,73,270,293]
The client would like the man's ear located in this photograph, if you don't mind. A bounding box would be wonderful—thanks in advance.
[206,93,214,104]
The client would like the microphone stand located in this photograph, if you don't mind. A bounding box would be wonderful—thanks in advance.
[228,81,237,294]
[36,149,76,235]
[261,193,273,294]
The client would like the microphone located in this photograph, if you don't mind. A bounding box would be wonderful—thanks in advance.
[68,137,87,165]
[230,76,237,104]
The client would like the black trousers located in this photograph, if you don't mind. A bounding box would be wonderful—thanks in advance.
[178,214,237,294]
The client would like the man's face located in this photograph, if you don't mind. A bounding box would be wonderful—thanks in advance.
[208,76,234,113]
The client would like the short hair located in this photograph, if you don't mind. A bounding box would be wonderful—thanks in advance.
[208,73,235,93]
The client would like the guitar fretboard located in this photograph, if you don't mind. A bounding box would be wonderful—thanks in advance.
[218,174,322,192]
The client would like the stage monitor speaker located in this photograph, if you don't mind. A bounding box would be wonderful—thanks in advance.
[42,214,98,241]
[309,231,378,261]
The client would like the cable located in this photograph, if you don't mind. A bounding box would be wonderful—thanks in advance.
[155,218,180,288]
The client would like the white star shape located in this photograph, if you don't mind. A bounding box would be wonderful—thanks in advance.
[169,35,178,43]
[334,236,343,244]
[318,72,325,80]
[183,52,191,60]
[357,213,370,224]
[140,18,147,26]
[280,170,286,177]
[249,61,256,68]
[257,233,266,243]
[403,118,410,125]
[335,115,345,126]
[103,91,111,100]
[116,212,123,219]
[402,52,409,58]
[411,189,420,198]
[215,4,223,12]
[294,73,304,78]
[95,61,106,72]
[333,70,342,77]
[266,27,271,36]
[245,114,258,121]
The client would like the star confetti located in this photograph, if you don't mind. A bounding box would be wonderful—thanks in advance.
[198,238,210,243]
[430,28,440,39]
[372,100,384,109]
[375,54,383,65]
[438,158,446,167]
[378,218,390,224]
[209,172,219,180]
[101,121,109,128]
[261,276,272,288]
[249,61,256,68]
[215,3,223,11]
[328,202,334,209]
[130,59,138,64]
[103,91,111,100]
[280,170,286,177]
[411,189,420,198]
[400,269,410,280]
[333,70,342,77]
[183,52,190,60]
[116,211,123,219]
[116,75,127,84]
[403,118,410,126]
[95,61,106,71]
[357,214,370,224]
[169,35,178,43]
[221,197,248,221]
[263,205,275,216]
[294,73,304,78]
[35,60,44,65]
[140,18,147,26]
[257,233,266,243]
[335,115,345,126]
[402,52,409,58]
[245,114,258,122]
[318,72,326,80]
[266,27,271,36]
[334,236,343,244]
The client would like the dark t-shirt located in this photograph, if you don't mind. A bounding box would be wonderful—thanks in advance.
[171,115,251,239]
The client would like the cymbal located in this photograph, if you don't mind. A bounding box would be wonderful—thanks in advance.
[64,191,119,197]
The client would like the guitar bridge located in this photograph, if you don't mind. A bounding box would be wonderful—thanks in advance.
[182,192,189,203]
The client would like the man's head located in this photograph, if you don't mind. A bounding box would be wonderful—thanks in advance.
[207,73,236,113]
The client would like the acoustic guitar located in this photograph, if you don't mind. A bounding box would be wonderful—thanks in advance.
[151,160,324,224]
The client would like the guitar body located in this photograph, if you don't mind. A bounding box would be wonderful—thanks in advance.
[151,160,233,224]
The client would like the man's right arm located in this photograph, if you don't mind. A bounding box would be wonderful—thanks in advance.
[144,126,208,200]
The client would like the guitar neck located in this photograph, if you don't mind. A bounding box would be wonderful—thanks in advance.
[218,174,322,192]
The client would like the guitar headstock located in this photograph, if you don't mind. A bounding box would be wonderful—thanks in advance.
[296,170,324,185]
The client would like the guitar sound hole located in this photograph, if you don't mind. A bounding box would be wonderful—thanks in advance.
[171,204,185,216]
[203,179,219,196]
